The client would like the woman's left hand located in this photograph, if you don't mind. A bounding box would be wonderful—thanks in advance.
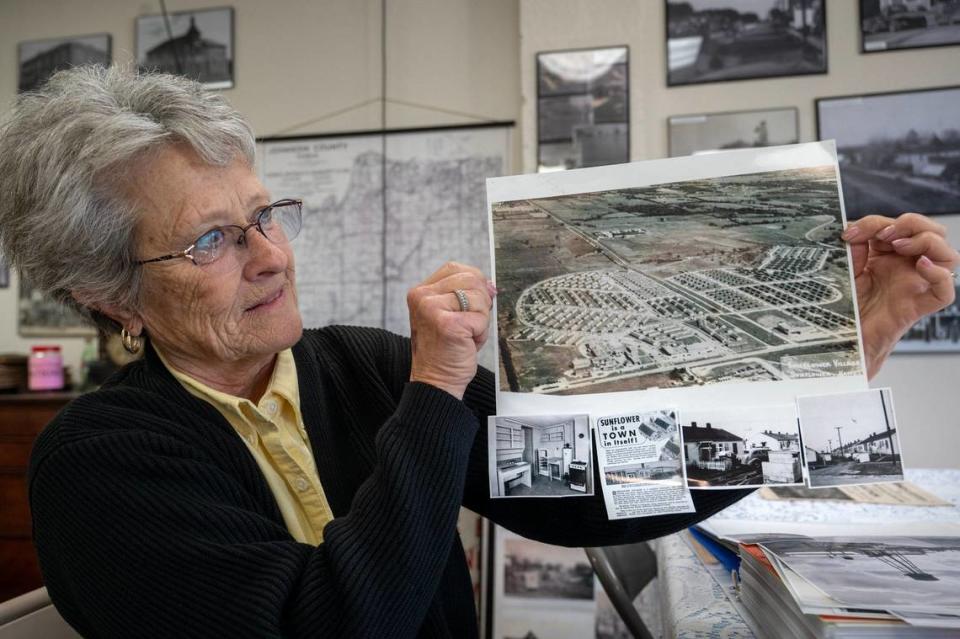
[843,212,960,378]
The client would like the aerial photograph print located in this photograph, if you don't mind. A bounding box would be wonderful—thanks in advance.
[492,165,863,396]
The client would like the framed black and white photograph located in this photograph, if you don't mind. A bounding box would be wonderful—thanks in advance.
[666,0,827,86]
[537,46,629,172]
[18,33,111,93]
[18,278,95,337]
[136,7,234,89]
[668,107,799,157]
[817,86,960,220]
[861,0,960,53]
[796,388,903,488]
[487,414,594,498]
[896,281,960,352]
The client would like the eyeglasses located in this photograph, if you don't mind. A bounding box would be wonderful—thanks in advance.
[136,198,303,274]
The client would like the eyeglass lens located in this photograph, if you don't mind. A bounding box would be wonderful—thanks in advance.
[192,201,302,270]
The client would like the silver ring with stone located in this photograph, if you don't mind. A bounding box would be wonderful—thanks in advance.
[454,289,470,312]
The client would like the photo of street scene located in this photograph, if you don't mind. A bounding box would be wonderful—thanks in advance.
[861,0,960,53]
[503,537,595,600]
[683,404,803,488]
[537,47,628,172]
[667,0,826,86]
[493,165,862,395]
[668,107,798,157]
[797,388,903,488]
[817,86,960,219]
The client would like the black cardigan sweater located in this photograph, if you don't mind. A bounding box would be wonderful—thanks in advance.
[29,325,750,638]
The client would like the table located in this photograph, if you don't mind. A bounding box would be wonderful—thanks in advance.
[653,468,960,638]
[0,392,81,601]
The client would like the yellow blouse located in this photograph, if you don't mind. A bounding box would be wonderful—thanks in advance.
[156,347,332,545]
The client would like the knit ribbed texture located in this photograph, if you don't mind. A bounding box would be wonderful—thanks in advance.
[29,325,751,638]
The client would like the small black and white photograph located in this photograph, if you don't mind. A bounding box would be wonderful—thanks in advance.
[492,525,598,639]
[18,33,111,93]
[861,0,960,53]
[668,107,799,157]
[18,277,95,337]
[537,46,628,172]
[817,86,960,219]
[503,537,595,601]
[896,282,960,352]
[666,0,827,86]
[683,404,803,488]
[136,7,234,89]
[0,254,8,289]
[797,388,904,488]
[760,536,960,610]
[488,414,593,498]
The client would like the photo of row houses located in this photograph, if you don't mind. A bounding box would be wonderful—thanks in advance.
[682,405,804,488]
[797,388,904,487]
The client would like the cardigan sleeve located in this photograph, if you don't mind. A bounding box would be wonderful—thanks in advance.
[459,364,755,547]
[29,382,478,639]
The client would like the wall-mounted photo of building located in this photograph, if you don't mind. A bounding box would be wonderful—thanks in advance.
[668,107,799,157]
[797,388,904,488]
[683,404,803,488]
[18,34,111,93]
[488,414,593,498]
[136,7,234,89]
[18,277,95,337]
[492,166,862,396]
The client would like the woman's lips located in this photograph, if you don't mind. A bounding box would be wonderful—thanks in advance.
[246,287,284,312]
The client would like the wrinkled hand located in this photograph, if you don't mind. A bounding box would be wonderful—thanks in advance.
[843,213,960,378]
[407,262,496,400]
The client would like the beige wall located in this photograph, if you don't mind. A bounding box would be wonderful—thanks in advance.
[518,0,960,468]
[1,0,957,467]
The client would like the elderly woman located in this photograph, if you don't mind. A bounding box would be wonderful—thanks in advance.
[0,66,956,638]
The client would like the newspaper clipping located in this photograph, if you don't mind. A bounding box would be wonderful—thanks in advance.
[594,410,695,519]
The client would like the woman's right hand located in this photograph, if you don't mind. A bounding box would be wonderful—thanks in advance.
[406,262,496,400]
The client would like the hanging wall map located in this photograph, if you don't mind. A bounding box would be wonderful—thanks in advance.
[257,123,512,368]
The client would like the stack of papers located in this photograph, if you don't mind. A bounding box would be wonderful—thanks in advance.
[733,534,960,638]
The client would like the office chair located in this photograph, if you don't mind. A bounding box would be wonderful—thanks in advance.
[0,587,79,639]
[585,541,658,639]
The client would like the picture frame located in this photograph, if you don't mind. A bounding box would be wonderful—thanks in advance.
[860,0,960,54]
[18,277,95,337]
[666,0,827,87]
[18,33,111,93]
[668,106,799,157]
[816,85,960,220]
[536,46,629,172]
[136,6,235,89]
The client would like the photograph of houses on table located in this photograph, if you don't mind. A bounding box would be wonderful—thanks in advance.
[797,388,904,488]
[488,414,594,498]
[683,404,804,488]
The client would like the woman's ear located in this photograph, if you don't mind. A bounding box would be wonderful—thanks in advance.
[70,290,144,336]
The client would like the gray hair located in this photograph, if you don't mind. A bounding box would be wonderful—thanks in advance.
[0,64,255,333]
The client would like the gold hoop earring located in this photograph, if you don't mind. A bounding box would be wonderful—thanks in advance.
[120,328,144,354]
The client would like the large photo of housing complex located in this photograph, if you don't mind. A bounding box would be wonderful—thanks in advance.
[493,165,863,396]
